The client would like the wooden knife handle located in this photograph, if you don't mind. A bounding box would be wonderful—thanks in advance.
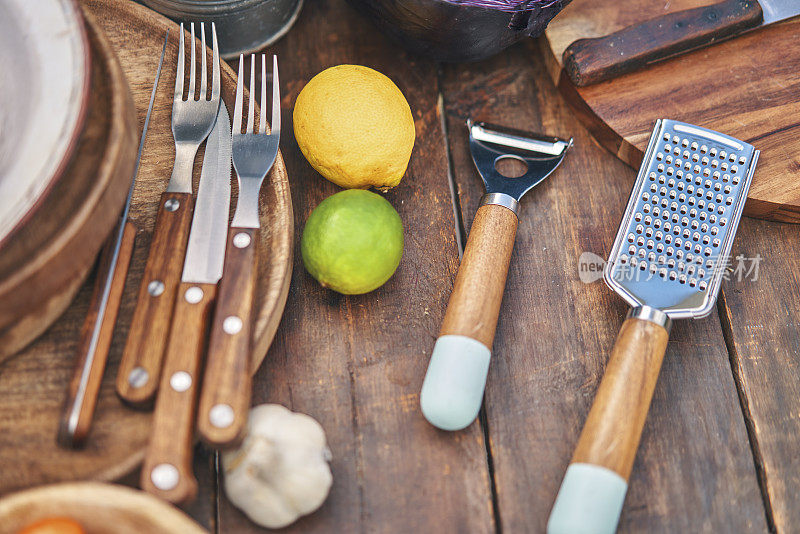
[140,281,216,504]
[57,221,137,448]
[197,227,258,447]
[563,0,763,86]
[117,192,194,407]
[548,315,669,534]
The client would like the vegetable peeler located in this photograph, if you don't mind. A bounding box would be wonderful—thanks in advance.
[420,119,572,431]
[548,119,759,534]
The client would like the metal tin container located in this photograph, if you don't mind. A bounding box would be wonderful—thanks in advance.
[140,0,303,59]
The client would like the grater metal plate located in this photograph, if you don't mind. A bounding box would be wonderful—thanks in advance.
[604,120,759,319]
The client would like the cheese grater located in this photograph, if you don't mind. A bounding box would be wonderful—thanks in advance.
[548,119,759,534]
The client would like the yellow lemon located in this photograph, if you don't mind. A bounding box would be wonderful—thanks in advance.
[293,65,415,190]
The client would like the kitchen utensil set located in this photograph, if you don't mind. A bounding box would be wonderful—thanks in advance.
[53,22,281,504]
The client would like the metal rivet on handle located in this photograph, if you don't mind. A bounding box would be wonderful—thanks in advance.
[128,366,149,388]
[164,198,180,212]
[209,404,235,428]
[151,463,179,490]
[170,371,192,392]
[148,280,165,297]
[184,286,204,304]
[223,316,243,334]
[233,232,251,248]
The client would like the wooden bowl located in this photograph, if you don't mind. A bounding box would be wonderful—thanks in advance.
[0,8,138,361]
[0,482,207,534]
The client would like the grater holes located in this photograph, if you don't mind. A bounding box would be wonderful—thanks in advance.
[681,138,689,148]
[739,155,746,165]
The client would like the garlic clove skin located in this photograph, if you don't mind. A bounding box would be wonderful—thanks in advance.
[222,404,333,529]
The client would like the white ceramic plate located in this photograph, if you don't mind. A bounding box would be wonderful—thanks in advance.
[0,0,90,246]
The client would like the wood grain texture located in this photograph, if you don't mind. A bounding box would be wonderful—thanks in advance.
[141,281,216,504]
[0,9,138,361]
[216,0,496,531]
[571,318,669,479]
[58,221,138,448]
[117,191,195,406]
[440,41,768,532]
[563,0,763,87]
[0,482,207,534]
[0,0,291,494]
[718,217,800,532]
[542,0,800,223]
[440,203,518,347]
[198,227,258,447]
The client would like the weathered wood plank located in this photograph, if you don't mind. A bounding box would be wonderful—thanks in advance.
[216,1,495,532]
[719,217,800,533]
[440,40,768,533]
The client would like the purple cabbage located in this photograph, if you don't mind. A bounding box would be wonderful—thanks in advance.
[439,0,562,12]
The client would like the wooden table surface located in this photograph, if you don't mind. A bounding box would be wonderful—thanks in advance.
[146,1,796,532]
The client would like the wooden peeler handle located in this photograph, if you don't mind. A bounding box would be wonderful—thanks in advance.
[563,0,763,86]
[548,308,670,534]
[420,198,519,431]
[116,192,194,406]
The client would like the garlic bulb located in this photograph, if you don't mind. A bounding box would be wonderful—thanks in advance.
[222,404,333,529]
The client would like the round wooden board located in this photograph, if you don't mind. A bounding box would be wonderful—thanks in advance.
[541,0,800,223]
[0,4,137,360]
[0,1,293,493]
[0,482,207,534]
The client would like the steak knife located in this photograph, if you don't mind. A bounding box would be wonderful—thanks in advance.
[141,103,231,505]
[563,0,800,86]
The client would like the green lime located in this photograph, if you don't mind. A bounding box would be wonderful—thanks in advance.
[301,189,404,295]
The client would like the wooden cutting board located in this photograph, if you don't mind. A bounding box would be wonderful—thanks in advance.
[0,1,292,493]
[0,482,206,534]
[541,0,800,223]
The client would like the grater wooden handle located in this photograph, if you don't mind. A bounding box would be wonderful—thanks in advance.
[548,313,670,534]
[420,202,518,431]
[563,0,763,87]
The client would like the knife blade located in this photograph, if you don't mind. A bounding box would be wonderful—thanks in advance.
[563,0,800,86]
[141,104,232,505]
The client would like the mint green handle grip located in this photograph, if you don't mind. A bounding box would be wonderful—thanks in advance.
[548,463,628,534]
[420,335,491,431]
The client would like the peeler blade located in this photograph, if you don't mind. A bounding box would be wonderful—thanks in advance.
[467,119,572,202]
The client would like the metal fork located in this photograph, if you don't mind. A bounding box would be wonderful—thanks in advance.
[117,23,221,406]
[197,53,280,446]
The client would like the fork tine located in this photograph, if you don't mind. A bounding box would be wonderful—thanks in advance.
[211,23,220,101]
[259,55,267,134]
[187,23,196,100]
[233,55,244,135]
[247,54,256,134]
[271,55,281,136]
[200,22,207,99]
[175,23,184,101]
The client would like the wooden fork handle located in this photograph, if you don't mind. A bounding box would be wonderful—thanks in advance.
[197,227,258,447]
[563,0,763,86]
[420,202,518,431]
[117,192,194,407]
[58,221,137,448]
[140,281,216,504]
[548,311,670,534]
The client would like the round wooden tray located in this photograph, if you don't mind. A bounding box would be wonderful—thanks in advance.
[0,482,206,534]
[0,3,138,360]
[0,1,293,493]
